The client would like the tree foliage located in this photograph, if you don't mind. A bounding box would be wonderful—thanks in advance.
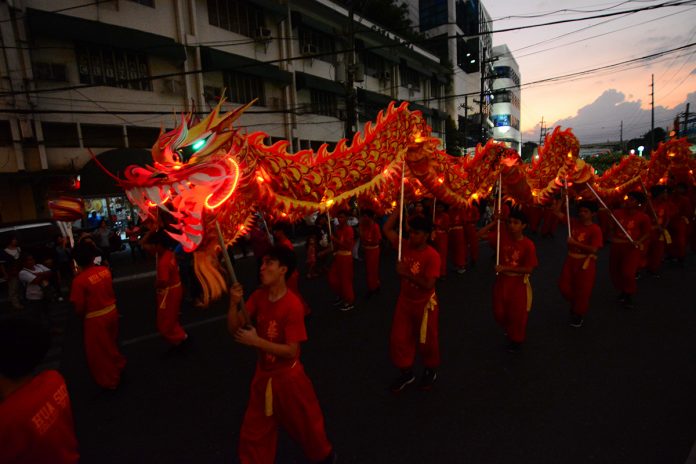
[521,142,537,162]
[584,151,624,175]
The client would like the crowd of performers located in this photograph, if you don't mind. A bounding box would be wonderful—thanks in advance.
[1,180,694,464]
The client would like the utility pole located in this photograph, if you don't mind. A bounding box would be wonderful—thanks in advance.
[479,46,486,144]
[344,1,358,140]
[620,120,623,151]
[650,74,655,152]
[538,116,545,146]
[685,102,691,135]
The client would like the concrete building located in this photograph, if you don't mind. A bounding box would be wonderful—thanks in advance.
[490,44,521,152]
[0,0,484,223]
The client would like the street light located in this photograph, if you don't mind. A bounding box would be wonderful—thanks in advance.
[638,145,645,157]
[630,149,635,155]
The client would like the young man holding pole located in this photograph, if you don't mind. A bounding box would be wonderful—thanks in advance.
[227,245,335,464]
[478,208,538,352]
[383,211,441,392]
[327,210,355,311]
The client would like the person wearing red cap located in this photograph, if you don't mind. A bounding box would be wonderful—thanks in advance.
[272,222,311,316]
[327,210,355,311]
[359,209,382,297]
[432,202,450,279]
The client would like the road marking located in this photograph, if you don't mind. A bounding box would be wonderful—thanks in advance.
[121,314,227,346]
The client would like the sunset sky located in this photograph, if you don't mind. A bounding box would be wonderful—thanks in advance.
[482,0,696,144]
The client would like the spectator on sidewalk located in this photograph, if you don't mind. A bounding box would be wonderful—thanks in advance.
[18,254,54,323]
[126,221,147,262]
[1,235,23,310]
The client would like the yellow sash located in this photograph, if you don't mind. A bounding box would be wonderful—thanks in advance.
[501,272,533,312]
[568,252,597,270]
[157,282,181,309]
[335,250,352,256]
[659,229,673,244]
[262,360,298,417]
[362,245,379,250]
[85,304,116,319]
[419,293,438,344]
[449,226,464,231]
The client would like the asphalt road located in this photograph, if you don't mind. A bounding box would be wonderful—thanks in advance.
[53,232,696,464]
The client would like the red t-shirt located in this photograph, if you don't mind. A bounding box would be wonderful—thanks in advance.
[392,238,440,305]
[334,224,354,252]
[156,250,181,288]
[246,288,307,371]
[70,265,116,316]
[433,212,450,233]
[488,229,538,271]
[652,199,676,227]
[448,207,464,227]
[0,370,79,464]
[360,221,381,247]
[613,209,651,242]
[672,193,694,219]
[463,205,480,223]
[569,220,603,254]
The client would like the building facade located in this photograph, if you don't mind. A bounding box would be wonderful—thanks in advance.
[0,0,503,223]
[490,44,521,152]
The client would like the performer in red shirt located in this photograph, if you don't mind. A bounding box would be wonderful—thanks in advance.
[539,196,562,238]
[228,246,335,464]
[609,192,652,309]
[479,208,538,352]
[448,205,467,274]
[383,212,441,392]
[359,209,382,296]
[145,232,188,346]
[272,222,311,316]
[70,244,126,389]
[462,203,481,269]
[432,202,450,279]
[328,210,355,311]
[556,201,603,327]
[523,203,543,234]
[646,185,675,277]
[0,316,79,464]
[668,183,693,266]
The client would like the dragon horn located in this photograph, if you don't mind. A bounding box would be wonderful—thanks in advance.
[87,148,122,183]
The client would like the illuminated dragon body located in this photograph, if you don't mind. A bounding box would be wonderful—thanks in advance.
[117,100,693,305]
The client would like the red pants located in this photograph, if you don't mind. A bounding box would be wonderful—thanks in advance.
[464,222,479,265]
[328,254,354,304]
[84,310,126,389]
[389,294,440,369]
[433,231,448,277]
[448,227,466,268]
[288,271,311,315]
[597,210,611,240]
[156,284,187,345]
[239,363,332,464]
[609,243,641,294]
[558,256,596,316]
[492,275,529,343]
[668,218,690,259]
[363,246,381,291]
[646,235,665,273]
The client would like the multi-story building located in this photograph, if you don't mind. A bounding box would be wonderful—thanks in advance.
[490,44,521,152]
[417,0,493,154]
[0,0,449,223]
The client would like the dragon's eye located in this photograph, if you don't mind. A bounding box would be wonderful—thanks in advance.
[177,133,213,162]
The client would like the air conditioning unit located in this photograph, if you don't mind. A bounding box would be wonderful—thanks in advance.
[302,43,317,55]
[255,26,272,42]
[379,71,391,81]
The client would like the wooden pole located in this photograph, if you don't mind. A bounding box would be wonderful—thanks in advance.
[585,183,634,244]
[398,160,406,261]
[215,221,249,323]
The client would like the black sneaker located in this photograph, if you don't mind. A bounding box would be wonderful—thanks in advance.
[339,303,354,312]
[390,370,415,393]
[569,314,584,328]
[332,298,344,307]
[506,341,522,353]
[419,368,438,391]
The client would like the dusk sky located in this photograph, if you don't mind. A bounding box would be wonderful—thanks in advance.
[482,0,696,144]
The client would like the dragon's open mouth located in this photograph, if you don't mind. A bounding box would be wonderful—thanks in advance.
[123,157,240,252]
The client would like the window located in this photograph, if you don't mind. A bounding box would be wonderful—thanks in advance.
[33,62,67,82]
[361,51,386,77]
[208,0,265,37]
[127,126,161,148]
[310,90,338,117]
[492,114,519,130]
[494,66,520,86]
[76,44,152,91]
[81,124,124,148]
[399,62,421,90]
[127,0,155,6]
[419,0,447,30]
[430,78,442,99]
[0,120,11,146]
[42,122,79,147]
[224,71,265,105]
[298,27,335,64]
